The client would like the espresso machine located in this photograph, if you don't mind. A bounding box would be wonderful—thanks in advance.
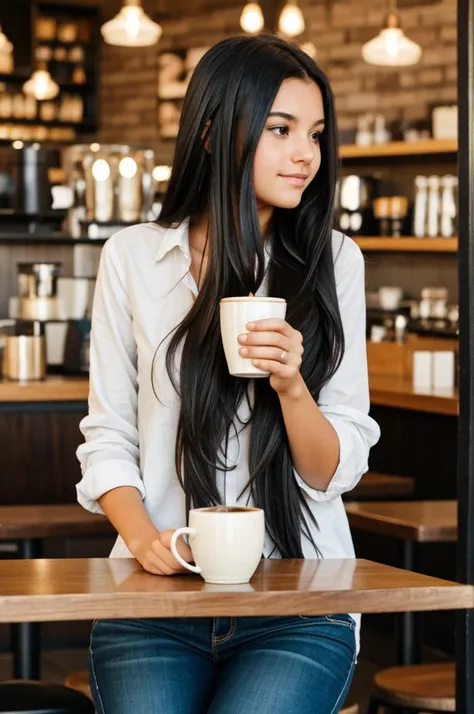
[0,144,63,234]
[2,261,93,378]
[64,144,158,238]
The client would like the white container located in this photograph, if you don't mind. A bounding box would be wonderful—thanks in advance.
[378,286,403,311]
[433,351,455,390]
[220,297,287,378]
[413,351,433,390]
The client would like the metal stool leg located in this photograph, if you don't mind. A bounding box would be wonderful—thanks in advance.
[11,538,42,680]
[396,540,422,665]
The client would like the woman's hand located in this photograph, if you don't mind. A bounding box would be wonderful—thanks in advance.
[134,529,194,576]
[238,318,305,397]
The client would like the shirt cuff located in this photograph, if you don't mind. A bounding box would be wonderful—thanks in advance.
[76,459,146,514]
[293,408,373,502]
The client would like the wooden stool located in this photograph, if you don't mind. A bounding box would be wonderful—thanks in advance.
[65,671,92,700]
[0,680,95,713]
[340,704,359,714]
[368,662,455,712]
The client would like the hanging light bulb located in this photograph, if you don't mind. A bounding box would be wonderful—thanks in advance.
[279,0,305,37]
[0,25,14,74]
[101,0,162,47]
[240,3,265,34]
[0,25,13,55]
[362,11,422,66]
[23,63,59,101]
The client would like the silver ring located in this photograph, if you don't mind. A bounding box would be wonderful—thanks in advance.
[280,350,287,362]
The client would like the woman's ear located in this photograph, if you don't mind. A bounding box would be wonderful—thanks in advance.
[201,120,211,153]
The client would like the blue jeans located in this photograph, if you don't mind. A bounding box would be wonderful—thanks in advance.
[89,614,356,713]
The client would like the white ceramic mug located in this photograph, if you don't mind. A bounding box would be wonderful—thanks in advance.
[170,506,265,584]
[220,297,287,377]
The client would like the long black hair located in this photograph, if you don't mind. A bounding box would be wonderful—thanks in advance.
[155,34,344,558]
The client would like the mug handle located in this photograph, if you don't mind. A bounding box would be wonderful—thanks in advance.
[170,527,202,574]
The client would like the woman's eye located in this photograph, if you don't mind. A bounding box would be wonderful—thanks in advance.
[311,131,321,143]
[269,125,289,137]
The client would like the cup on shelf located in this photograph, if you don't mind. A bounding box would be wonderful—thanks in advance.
[378,286,403,311]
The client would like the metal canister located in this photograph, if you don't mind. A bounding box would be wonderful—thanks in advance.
[2,327,46,381]
[17,262,62,321]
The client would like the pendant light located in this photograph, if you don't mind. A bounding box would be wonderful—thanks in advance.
[0,25,13,55]
[362,1,422,67]
[0,24,13,74]
[101,0,162,47]
[279,0,305,38]
[23,63,59,101]
[240,3,265,34]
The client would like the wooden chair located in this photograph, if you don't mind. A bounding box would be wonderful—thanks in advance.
[367,662,455,712]
[0,680,94,713]
[65,668,359,712]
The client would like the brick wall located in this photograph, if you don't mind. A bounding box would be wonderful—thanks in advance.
[97,0,457,161]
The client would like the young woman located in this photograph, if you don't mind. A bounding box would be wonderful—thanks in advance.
[77,34,380,714]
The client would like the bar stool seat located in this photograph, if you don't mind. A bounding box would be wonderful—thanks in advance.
[368,662,455,712]
[64,671,91,700]
[0,680,95,713]
[340,704,359,713]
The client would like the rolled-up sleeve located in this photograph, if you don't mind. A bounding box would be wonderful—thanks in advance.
[76,237,146,514]
[294,235,380,502]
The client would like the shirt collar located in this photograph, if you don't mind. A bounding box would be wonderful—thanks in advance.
[153,218,190,263]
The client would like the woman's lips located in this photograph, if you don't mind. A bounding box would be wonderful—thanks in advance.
[279,173,308,186]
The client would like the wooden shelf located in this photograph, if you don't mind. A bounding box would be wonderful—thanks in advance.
[339,138,457,159]
[353,237,458,253]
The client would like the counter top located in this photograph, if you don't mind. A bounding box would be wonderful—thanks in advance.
[0,374,459,416]
[369,375,458,416]
[0,377,89,403]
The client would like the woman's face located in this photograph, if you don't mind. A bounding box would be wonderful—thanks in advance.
[253,78,325,210]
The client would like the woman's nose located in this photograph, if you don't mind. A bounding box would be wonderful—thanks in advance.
[291,137,316,164]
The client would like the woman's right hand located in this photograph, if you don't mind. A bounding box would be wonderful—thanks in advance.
[135,529,194,576]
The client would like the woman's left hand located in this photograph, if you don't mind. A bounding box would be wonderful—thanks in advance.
[238,318,304,397]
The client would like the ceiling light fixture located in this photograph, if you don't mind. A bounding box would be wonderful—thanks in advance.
[240,3,265,34]
[23,64,59,101]
[101,0,162,47]
[279,0,305,37]
[362,1,422,67]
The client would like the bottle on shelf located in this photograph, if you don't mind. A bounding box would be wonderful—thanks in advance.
[413,176,428,237]
[427,175,441,238]
[440,174,458,238]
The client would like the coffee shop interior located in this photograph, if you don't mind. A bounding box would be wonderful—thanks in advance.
[0,0,473,711]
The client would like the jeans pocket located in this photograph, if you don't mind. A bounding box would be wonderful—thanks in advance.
[324,614,355,629]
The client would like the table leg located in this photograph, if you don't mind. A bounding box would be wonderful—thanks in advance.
[396,539,422,665]
[11,538,42,680]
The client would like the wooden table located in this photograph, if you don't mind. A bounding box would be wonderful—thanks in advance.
[345,500,457,665]
[345,472,415,501]
[0,558,471,622]
[0,505,114,544]
[344,501,457,543]
[0,505,114,681]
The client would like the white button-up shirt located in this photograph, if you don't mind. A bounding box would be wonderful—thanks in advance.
[76,220,380,649]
